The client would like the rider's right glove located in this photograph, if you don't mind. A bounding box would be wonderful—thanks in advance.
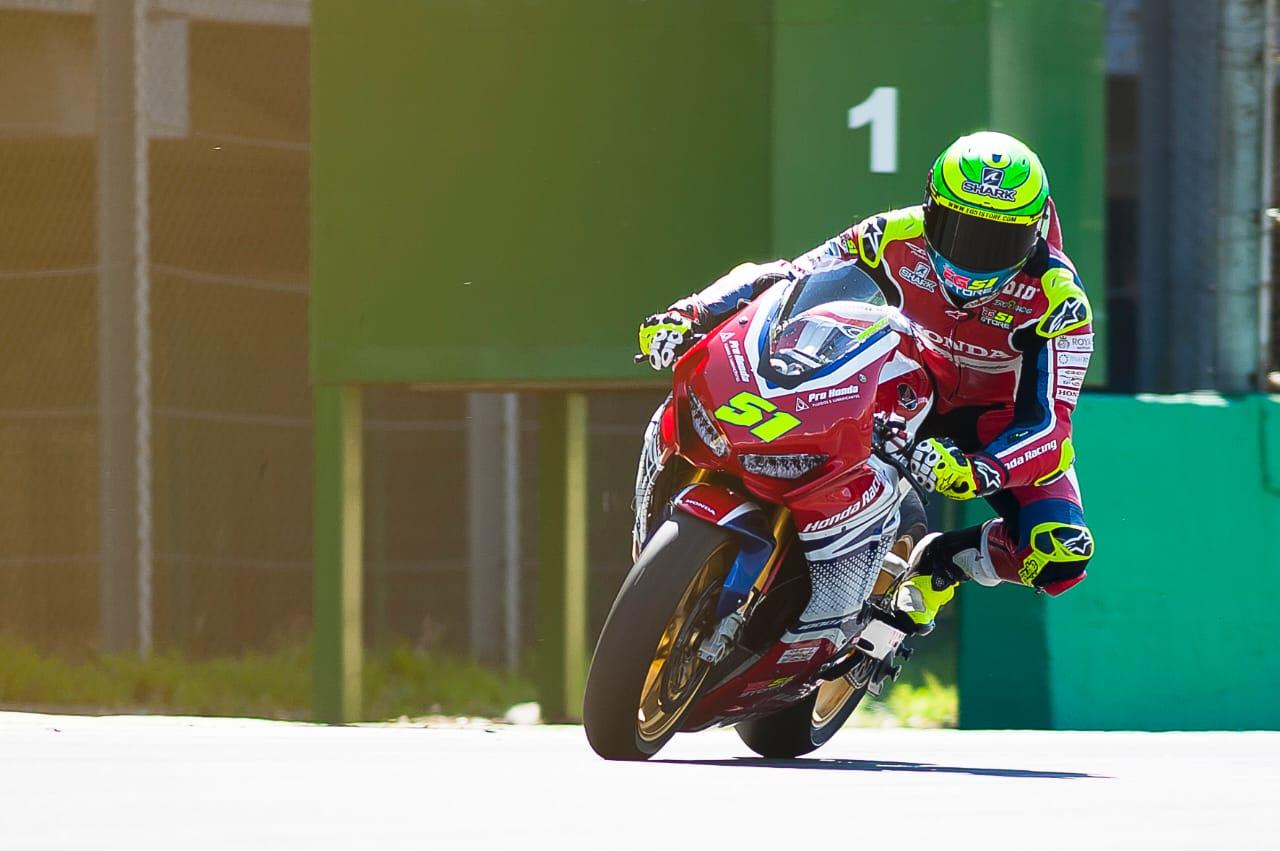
[638,309,695,370]
[908,438,1005,500]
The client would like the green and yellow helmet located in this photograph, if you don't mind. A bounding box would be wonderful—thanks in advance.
[923,131,1050,304]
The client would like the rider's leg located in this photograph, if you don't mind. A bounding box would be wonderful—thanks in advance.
[895,527,975,630]
[897,407,1093,627]
[921,470,1093,594]
[975,471,1094,595]
[898,470,1094,629]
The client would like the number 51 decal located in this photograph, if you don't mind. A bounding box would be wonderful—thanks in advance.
[714,391,801,442]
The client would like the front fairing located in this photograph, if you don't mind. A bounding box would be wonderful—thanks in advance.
[662,264,926,730]
[671,276,903,506]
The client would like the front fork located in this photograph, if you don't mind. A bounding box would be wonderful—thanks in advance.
[668,474,792,664]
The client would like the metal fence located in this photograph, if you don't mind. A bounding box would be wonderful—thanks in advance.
[0,2,312,655]
[0,2,660,662]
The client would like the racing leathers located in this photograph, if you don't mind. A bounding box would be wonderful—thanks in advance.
[669,202,1095,597]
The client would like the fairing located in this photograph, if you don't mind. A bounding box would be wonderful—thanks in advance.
[647,260,934,728]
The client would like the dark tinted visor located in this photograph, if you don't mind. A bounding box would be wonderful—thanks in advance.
[924,200,1038,272]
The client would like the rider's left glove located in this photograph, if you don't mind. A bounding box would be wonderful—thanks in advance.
[638,310,695,370]
[909,438,1005,500]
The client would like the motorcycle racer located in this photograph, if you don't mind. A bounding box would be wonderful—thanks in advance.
[639,131,1095,632]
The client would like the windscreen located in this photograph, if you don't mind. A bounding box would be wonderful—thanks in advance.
[779,261,885,322]
[764,262,888,381]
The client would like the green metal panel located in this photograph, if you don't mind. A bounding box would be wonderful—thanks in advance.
[1049,394,1280,729]
[313,1,1104,386]
[957,583,1051,729]
[310,0,1108,722]
[771,0,1105,372]
[771,1,992,256]
[311,0,772,386]
[989,0,1108,380]
[960,394,1280,730]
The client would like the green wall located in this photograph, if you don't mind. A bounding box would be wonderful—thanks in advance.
[312,1,773,386]
[312,0,1105,386]
[960,394,1280,730]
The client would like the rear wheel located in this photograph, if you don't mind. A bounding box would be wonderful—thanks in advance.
[583,513,735,760]
[735,660,870,758]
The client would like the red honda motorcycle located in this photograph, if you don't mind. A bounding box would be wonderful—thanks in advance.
[584,260,937,761]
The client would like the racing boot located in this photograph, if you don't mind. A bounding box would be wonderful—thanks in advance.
[893,531,972,635]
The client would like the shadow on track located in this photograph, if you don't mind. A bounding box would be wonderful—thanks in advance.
[655,757,1105,780]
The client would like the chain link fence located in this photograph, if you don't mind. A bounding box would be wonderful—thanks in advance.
[0,1,660,665]
[1,8,102,650]
[0,2,314,655]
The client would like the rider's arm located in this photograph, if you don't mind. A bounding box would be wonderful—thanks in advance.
[790,224,862,275]
[973,265,1093,489]
[670,218,868,327]
[670,260,796,329]
[665,213,892,330]
[640,260,796,366]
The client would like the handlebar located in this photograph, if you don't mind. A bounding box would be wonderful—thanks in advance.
[871,416,930,507]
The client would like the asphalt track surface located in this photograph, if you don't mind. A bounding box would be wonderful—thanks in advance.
[1,712,1273,850]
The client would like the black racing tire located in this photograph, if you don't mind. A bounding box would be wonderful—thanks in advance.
[735,673,868,758]
[583,512,735,761]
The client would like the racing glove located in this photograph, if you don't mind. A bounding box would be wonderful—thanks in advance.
[909,438,1005,500]
[638,309,695,370]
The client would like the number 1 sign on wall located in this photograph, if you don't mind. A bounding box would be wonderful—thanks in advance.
[848,87,898,174]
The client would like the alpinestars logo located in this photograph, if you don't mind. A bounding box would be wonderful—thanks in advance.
[1043,298,1089,335]
[860,216,887,264]
[971,457,1003,493]
[1058,528,1095,558]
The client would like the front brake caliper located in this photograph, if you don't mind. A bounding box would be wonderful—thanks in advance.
[696,612,745,665]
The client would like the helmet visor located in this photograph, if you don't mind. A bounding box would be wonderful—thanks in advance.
[924,199,1038,272]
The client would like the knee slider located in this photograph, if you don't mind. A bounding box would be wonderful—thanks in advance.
[1019,522,1093,594]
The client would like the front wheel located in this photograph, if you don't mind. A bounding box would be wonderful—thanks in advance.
[583,513,736,760]
[735,665,869,758]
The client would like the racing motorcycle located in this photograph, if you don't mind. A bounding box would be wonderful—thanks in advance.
[583,259,938,761]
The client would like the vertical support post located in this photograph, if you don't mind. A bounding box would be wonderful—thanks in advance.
[502,392,522,673]
[467,393,503,664]
[1137,0,1173,391]
[536,392,588,722]
[313,384,363,722]
[1140,0,1269,392]
[96,0,150,655]
[1217,0,1269,392]
[1260,0,1277,383]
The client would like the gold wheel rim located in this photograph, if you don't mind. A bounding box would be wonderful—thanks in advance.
[812,676,859,729]
[635,544,731,743]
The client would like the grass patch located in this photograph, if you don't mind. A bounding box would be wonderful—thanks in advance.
[851,673,957,728]
[0,637,534,721]
[0,636,955,727]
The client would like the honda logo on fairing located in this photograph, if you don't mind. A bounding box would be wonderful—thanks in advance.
[800,478,885,532]
[918,328,1011,359]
